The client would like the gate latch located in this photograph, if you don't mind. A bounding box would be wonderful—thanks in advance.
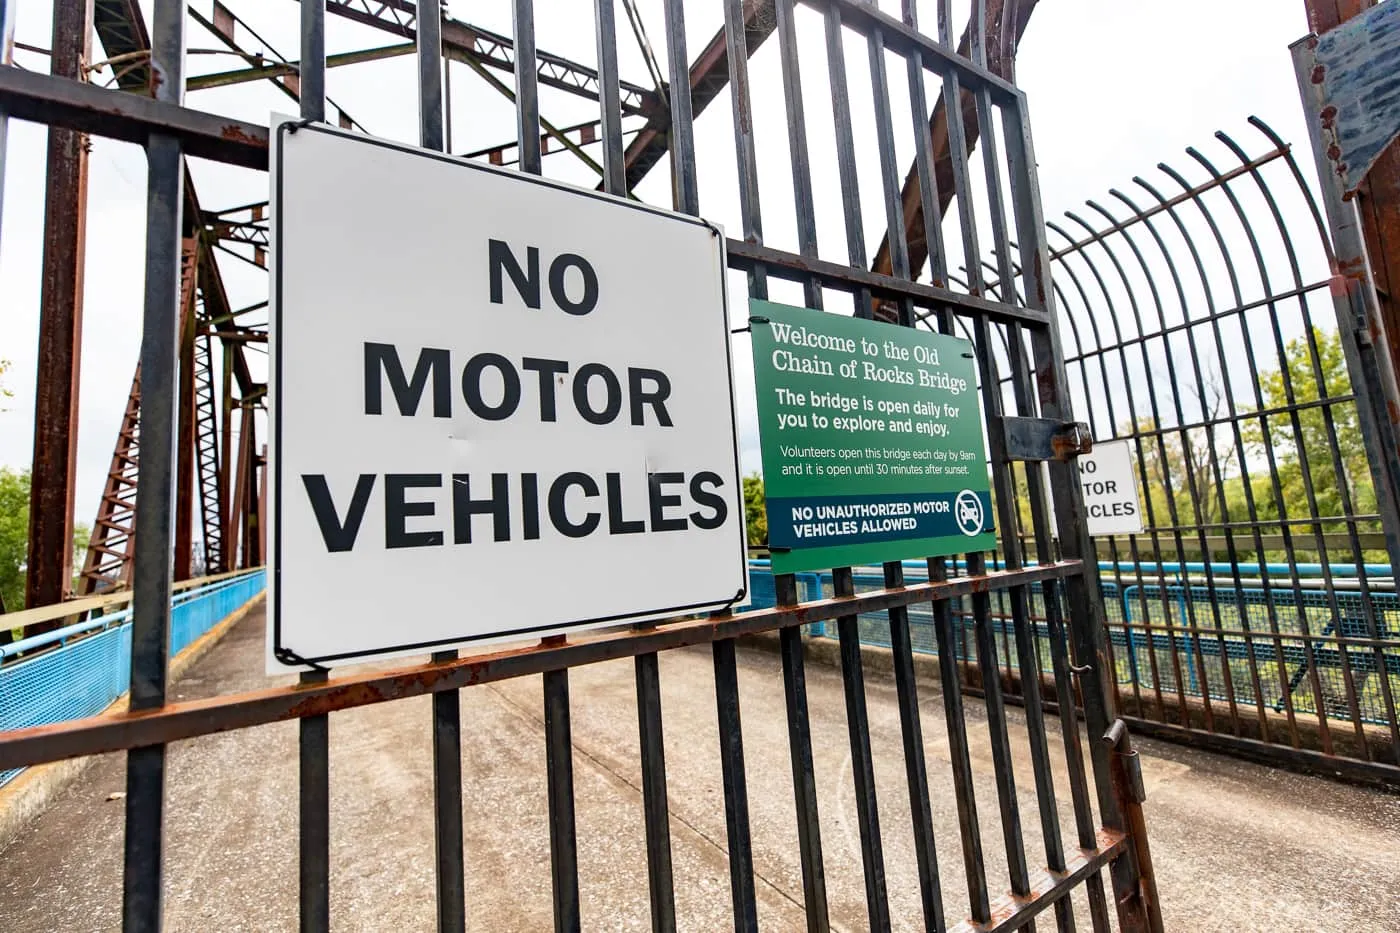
[1002,417,1093,462]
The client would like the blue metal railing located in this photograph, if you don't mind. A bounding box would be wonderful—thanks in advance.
[743,560,1400,725]
[0,570,266,788]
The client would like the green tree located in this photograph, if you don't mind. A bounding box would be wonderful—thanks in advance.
[0,469,94,615]
[742,473,767,547]
[71,522,91,593]
[0,468,30,614]
[1243,326,1375,526]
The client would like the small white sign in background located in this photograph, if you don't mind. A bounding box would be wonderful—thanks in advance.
[1045,438,1144,537]
[1078,439,1144,535]
[269,123,747,670]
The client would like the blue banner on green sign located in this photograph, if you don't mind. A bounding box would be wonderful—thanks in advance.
[768,490,994,550]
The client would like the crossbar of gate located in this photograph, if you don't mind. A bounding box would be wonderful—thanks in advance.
[0,2,1163,931]
[922,117,1400,785]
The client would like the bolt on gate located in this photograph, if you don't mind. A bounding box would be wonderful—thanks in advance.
[0,1,1162,931]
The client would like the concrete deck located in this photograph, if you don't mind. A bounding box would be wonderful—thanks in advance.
[1,603,1396,932]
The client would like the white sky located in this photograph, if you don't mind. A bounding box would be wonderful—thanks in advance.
[0,0,1323,526]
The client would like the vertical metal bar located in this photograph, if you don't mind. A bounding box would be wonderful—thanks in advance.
[660,0,698,216]
[511,4,577,926]
[415,4,467,929]
[773,0,821,309]
[660,1,753,924]
[900,1,950,315]
[724,0,766,300]
[821,3,872,318]
[598,4,677,923]
[296,5,330,933]
[444,58,453,153]
[27,0,91,614]
[595,11,677,923]
[634,652,677,933]
[713,637,759,933]
[543,658,580,933]
[865,21,913,325]
[514,0,541,176]
[965,553,1033,914]
[725,4,826,925]
[884,561,946,933]
[122,0,183,928]
[300,0,325,122]
[833,567,891,932]
[298,679,330,933]
[777,577,830,932]
[418,0,444,151]
[593,0,626,195]
[927,556,990,923]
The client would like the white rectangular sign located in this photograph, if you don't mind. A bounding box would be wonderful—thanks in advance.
[269,123,747,669]
[1045,438,1144,536]
[1076,438,1143,535]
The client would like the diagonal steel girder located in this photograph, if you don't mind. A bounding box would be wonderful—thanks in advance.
[323,0,659,117]
[871,0,1039,282]
[325,0,778,191]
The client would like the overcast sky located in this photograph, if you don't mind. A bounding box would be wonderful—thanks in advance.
[0,0,1323,527]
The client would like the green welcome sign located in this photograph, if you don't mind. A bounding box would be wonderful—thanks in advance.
[750,299,996,573]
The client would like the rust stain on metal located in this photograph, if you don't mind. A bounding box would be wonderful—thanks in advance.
[1036,364,1055,406]
[220,123,267,147]
[1311,63,1326,84]
[1051,423,1092,461]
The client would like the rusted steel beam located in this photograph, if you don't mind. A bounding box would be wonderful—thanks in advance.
[92,0,151,92]
[0,562,1082,770]
[26,0,93,615]
[227,405,254,569]
[0,67,269,168]
[173,239,200,581]
[77,366,140,595]
[1305,0,1400,380]
[871,0,1039,283]
[619,0,775,191]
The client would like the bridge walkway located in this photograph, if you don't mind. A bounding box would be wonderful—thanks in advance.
[0,603,1396,931]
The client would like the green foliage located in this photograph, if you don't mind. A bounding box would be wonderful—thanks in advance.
[71,522,91,594]
[0,468,29,613]
[1242,326,1375,523]
[1123,327,1377,559]
[742,473,767,547]
[0,469,94,613]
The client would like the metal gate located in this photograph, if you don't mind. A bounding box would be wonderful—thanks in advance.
[0,1,1161,931]
[917,114,1400,788]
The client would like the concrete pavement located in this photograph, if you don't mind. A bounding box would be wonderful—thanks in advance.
[0,603,1396,931]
